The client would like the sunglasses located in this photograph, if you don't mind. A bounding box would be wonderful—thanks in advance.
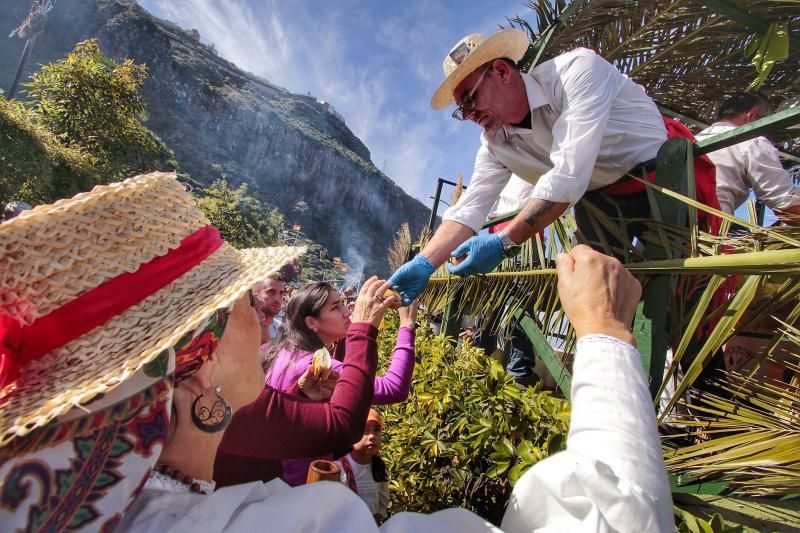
[452,65,490,121]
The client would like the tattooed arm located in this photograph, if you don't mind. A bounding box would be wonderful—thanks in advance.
[503,198,569,244]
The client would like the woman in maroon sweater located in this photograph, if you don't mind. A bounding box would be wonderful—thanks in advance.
[214,278,390,487]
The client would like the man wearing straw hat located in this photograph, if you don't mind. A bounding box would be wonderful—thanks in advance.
[390,29,718,304]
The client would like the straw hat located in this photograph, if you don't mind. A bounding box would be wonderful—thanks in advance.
[0,172,305,446]
[431,29,529,109]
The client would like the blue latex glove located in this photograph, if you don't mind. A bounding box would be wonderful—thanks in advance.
[446,234,504,277]
[388,255,436,305]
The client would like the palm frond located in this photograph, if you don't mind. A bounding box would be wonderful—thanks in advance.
[449,173,464,206]
[665,328,800,496]
[388,223,412,272]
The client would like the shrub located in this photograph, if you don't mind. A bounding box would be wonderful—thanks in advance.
[0,95,98,207]
[194,178,284,248]
[377,314,570,524]
[24,39,175,179]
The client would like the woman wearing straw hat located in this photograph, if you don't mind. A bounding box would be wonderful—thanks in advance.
[0,172,390,531]
[389,29,720,305]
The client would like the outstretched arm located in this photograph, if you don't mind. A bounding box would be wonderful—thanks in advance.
[501,246,673,533]
[502,198,569,246]
[371,301,419,404]
[419,220,476,266]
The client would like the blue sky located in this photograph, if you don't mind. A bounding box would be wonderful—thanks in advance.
[137,0,531,210]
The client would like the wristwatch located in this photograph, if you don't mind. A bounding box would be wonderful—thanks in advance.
[496,230,521,258]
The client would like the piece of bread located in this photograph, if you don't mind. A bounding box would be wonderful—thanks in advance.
[384,289,402,309]
[311,348,332,380]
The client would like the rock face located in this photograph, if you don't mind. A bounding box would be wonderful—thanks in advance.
[1,0,431,276]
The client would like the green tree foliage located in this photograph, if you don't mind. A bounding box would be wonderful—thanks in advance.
[0,95,98,207]
[377,314,571,524]
[24,39,174,179]
[295,239,345,284]
[195,178,284,248]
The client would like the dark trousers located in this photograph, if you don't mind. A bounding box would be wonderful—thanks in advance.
[574,189,651,256]
[505,322,536,380]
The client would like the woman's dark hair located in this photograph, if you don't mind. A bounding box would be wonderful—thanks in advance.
[371,455,388,483]
[262,281,334,372]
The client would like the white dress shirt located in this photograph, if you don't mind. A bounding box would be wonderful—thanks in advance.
[444,48,667,232]
[695,121,800,214]
[488,175,536,218]
[117,335,673,533]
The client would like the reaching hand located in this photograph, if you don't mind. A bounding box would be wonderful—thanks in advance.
[298,368,340,401]
[555,245,641,346]
[446,234,504,277]
[398,299,420,329]
[388,255,436,305]
[351,276,394,328]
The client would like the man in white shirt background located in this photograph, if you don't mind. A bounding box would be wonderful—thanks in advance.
[696,92,800,224]
[253,272,286,344]
[389,29,711,304]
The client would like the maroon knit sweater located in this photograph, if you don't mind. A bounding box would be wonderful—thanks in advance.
[214,322,378,487]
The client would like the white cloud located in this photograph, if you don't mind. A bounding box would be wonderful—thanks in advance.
[138,0,523,201]
[142,0,295,85]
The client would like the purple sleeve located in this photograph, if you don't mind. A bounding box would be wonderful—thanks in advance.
[329,327,415,404]
[373,326,416,404]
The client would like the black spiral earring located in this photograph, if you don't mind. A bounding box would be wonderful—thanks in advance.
[191,386,232,433]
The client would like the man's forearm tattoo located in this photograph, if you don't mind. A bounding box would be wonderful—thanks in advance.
[520,199,558,227]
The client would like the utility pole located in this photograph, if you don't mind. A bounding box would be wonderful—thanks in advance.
[8,0,55,99]
[427,177,466,232]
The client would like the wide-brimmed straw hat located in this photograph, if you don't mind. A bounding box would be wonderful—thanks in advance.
[0,172,305,447]
[431,29,529,109]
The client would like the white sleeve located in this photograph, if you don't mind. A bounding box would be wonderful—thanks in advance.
[531,51,620,205]
[443,141,511,232]
[500,335,674,533]
[744,137,800,211]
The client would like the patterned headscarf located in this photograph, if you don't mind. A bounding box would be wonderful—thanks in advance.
[171,309,230,383]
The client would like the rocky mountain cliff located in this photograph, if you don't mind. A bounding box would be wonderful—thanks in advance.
[1,0,431,276]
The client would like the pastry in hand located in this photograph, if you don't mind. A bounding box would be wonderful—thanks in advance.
[311,347,332,380]
[383,289,402,309]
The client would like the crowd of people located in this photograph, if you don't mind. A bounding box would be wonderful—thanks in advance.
[1,25,796,533]
[0,172,672,531]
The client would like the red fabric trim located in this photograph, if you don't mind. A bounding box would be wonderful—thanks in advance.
[0,225,224,388]
[340,455,358,493]
[602,116,721,233]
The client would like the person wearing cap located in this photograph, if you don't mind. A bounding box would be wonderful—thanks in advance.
[389,29,719,304]
[695,92,800,223]
[335,408,390,523]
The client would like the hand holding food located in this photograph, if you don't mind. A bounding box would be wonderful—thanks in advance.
[310,347,332,380]
[351,276,394,327]
[383,289,402,309]
[298,366,340,401]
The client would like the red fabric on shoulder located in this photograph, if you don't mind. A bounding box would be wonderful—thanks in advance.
[602,117,721,234]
